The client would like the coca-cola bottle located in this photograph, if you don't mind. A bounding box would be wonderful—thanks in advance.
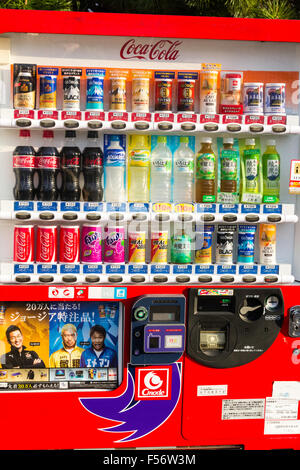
[36,130,59,201]
[13,129,35,200]
[60,130,81,201]
[82,131,103,202]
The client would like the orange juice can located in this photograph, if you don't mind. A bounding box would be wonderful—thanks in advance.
[129,230,146,264]
[151,231,168,264]
[259,224,276,265]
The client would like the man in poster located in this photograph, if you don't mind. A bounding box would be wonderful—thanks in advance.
[0,325,46,369]
[80,325,117,368]
[49,323,84,368]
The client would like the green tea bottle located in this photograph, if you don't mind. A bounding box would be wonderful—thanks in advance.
[241,138,262,204]
[262,139,280,203]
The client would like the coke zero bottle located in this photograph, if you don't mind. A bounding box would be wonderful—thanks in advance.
[36,130,59,201]
[60,130,81,201]
[82,131,103,202]
[13,129,35,200]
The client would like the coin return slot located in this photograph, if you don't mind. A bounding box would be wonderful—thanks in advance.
[200,329,226,356]
[16,212,31,220]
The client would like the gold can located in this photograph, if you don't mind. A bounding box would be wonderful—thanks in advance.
[259,224,276,265]
[132,73,150,113]
[109,70,129,111]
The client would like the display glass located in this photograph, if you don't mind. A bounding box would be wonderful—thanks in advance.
[150,304,180,322]
[0,301,123,391]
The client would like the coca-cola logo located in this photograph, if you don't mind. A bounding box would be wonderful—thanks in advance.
[36,156,59,169]
[63,232,77,261]
[39,232,53,262]
[16,232,29,262]
[120,39,182,61]
[13,155,35,169]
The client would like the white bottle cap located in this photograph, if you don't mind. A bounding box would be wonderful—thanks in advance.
[267,139,276,146]
[200,137,212,143]
[223,137,234,144]
[245,138,255,146]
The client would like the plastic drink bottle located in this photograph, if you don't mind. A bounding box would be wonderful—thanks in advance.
[82,131,104,202]
[128,135,150,203]
[60,130,81,201]
[240,138,262,204]
[195,137,216,203]
[36,130,59,201]
[173,136,194,203]
[13,130,35,201]
[262,139,280,203]
[150,136,172,202]
[104,135,126,202]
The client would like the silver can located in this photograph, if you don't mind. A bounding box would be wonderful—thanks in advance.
[243,82,264,114]
[264,83,285,115]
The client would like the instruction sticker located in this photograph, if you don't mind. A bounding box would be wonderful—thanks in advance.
[197,385,228,397]
[222,399,265,420]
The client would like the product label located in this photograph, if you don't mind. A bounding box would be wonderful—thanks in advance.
[221,150,238,180]
[13,155,35,168]
[175,158,194,173]
[152,157,172,173]
[35,155,59,169]
[130,150,150,167]
[171,234,192,264]
[104,149,125,167]
[196,153,215,179]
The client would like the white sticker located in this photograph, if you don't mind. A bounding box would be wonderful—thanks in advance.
[265,397,299,420]
[197,385,228,396]
[264,420,300,435]
[272,381,300,399]
[222,399,265,420]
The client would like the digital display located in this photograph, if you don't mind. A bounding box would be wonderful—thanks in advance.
[150,304,180,322]
[0,301,123,392]
[197,296,235,313]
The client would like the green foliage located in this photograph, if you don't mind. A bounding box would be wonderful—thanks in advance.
[0,0,299,19]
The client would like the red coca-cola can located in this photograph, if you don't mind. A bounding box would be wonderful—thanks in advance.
[14,225,34,263]
[59,225,80,263]
[36,225,57,263]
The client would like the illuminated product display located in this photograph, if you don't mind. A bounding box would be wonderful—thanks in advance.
[1,9,300,453]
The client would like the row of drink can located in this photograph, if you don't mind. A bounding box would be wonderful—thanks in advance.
[13,64,286,115]
[13,223,276,266]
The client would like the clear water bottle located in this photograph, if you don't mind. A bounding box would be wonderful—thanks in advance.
[104,135,126,202]
[150,136,172,202]
[173,136,194,203]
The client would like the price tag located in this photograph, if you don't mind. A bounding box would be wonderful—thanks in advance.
[289,160,300,194]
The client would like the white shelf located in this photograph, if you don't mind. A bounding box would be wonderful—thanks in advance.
[0,262,293,285]
[2,201,297,224]
[0,109,298,135]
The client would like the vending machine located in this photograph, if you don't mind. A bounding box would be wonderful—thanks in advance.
[1,9,300,451]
